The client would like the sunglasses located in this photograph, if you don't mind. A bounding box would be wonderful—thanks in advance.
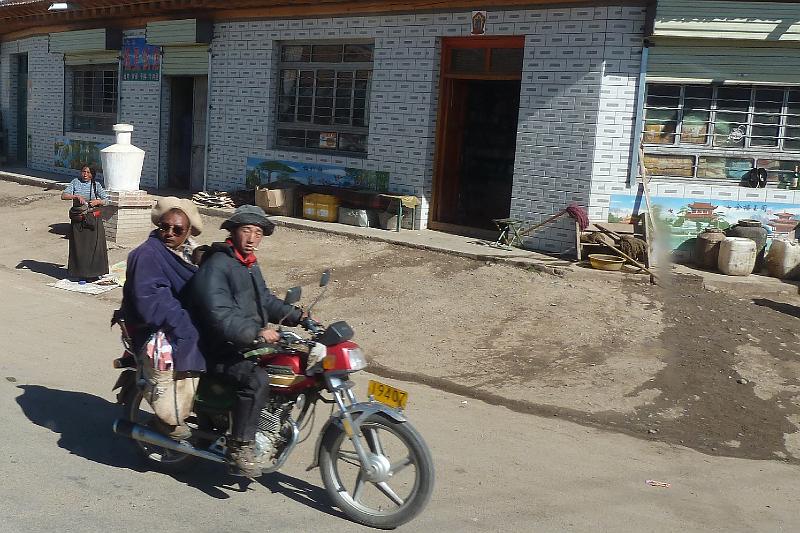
[158,223,187,236]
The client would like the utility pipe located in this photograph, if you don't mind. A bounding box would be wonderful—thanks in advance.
[628,41,650,187]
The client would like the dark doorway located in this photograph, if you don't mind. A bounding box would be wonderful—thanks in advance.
[168,77,195,190]
[16,54,28,165]
[432,37,523,234]
[167,76,208,191]
[190,76,208,192]
[439,79,519,229]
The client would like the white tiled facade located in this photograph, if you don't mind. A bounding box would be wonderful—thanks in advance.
[0,36,63,171]
[0,3,714,255]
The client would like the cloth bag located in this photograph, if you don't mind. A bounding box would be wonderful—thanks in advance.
[67,179,102,225]
[140,331,199,426]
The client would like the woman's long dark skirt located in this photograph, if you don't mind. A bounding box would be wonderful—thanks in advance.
[68,216,109,279]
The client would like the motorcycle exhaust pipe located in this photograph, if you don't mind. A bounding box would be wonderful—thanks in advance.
[113,419,226,464]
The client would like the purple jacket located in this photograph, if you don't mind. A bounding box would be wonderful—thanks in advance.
[122,232,205,372]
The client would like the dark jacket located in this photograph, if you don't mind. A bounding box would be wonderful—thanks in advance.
[188,242,302,362]
[122,231,205,372]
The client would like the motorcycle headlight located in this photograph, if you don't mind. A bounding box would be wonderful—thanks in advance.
[345,348,367,371]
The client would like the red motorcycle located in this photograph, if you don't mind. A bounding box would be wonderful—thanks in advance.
[112,271,434,529]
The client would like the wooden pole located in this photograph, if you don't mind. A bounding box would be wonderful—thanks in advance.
[593,225,658,283]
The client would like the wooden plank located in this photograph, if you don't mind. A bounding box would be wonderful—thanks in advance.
[50,28,109,53]
[648,42,800,84]
[64,50,119,65]
[147,18,212,46]
[162,45,208,76]
[655,0,800,41]
[2,0,598,40]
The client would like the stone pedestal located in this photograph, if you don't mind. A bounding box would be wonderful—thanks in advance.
[102,190,154,247]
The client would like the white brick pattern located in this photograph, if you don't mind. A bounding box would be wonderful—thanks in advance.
[1,6,653,251]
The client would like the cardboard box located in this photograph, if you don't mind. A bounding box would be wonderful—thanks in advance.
[255,185,296,217]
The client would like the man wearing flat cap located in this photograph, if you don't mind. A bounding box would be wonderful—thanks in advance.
[188,205,304,477]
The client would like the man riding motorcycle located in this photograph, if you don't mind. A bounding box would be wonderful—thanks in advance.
[187,205,304,477]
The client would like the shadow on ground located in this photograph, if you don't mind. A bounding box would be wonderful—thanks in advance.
[16,259,69,280]
[15,385,141,470]
[49,223,70,237]
[259,472,346,521]
[14,385,346,518]
[753,298,800,319]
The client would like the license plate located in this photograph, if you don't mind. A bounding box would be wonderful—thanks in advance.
[368,380,408,410]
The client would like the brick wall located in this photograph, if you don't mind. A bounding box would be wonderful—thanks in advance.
[0,36,63,172]
[587,7,647,224]
[0,30,160,186]
[118,29,162,189]
[206,12,518,230]
[207,7,645,244]
[511,5,646,253]
[0,5,648,253]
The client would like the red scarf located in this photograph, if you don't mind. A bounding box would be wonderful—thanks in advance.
[226,239,258,267]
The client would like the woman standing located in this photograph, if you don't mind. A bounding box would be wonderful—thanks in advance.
[61,165,109,281]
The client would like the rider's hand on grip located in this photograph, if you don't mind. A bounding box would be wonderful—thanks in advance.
[256,327,280,344]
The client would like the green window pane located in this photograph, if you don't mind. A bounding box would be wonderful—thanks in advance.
[698,156,752,180]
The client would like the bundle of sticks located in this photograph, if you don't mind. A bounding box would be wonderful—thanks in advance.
[192,191,236,209]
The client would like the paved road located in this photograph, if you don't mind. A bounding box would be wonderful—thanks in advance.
[1,267,799,532]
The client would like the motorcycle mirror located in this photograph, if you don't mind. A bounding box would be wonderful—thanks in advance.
[306,268,331,318]
[283,286,302,306]
[319,269,331,287]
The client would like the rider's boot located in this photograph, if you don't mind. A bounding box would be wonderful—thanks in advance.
[151,417,191,441]
[226,440,261,477]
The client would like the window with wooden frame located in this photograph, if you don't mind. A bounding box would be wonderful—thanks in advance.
[643,83,800,183]
[70,65,118,134]
[276,42,373,155]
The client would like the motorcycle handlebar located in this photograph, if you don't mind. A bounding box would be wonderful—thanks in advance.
[300,316,323,334]
[279,330,305,344]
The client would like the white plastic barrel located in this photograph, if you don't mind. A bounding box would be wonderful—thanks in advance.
[766,239,800,279]
[718,237,757,276]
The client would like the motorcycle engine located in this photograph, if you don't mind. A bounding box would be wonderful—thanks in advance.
[254,397,294,461]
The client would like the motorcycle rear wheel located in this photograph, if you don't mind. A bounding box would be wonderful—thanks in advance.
[319,413,434,529]
[123,388,198,473]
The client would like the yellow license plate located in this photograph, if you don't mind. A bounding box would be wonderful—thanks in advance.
[368,380,408,410]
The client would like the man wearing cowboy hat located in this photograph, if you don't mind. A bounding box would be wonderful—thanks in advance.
[188,205,304,477]
[121,196,205,440]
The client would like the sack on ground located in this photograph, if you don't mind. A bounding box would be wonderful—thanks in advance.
[140,331,198,426]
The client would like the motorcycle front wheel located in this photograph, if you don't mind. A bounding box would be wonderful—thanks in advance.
[319,413,434,529]
[122,388,197,473]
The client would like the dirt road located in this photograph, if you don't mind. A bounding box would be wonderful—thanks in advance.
[2,180,800,464]
[2,246,800,532]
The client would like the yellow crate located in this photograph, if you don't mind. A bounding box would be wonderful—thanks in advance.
[303,193,340,222]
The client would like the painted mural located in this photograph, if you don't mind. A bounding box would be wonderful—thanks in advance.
[245,157,390,192]
[609,193,800,253]
[54,137,109,171]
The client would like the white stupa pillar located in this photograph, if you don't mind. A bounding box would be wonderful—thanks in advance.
[100,124,152,246]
